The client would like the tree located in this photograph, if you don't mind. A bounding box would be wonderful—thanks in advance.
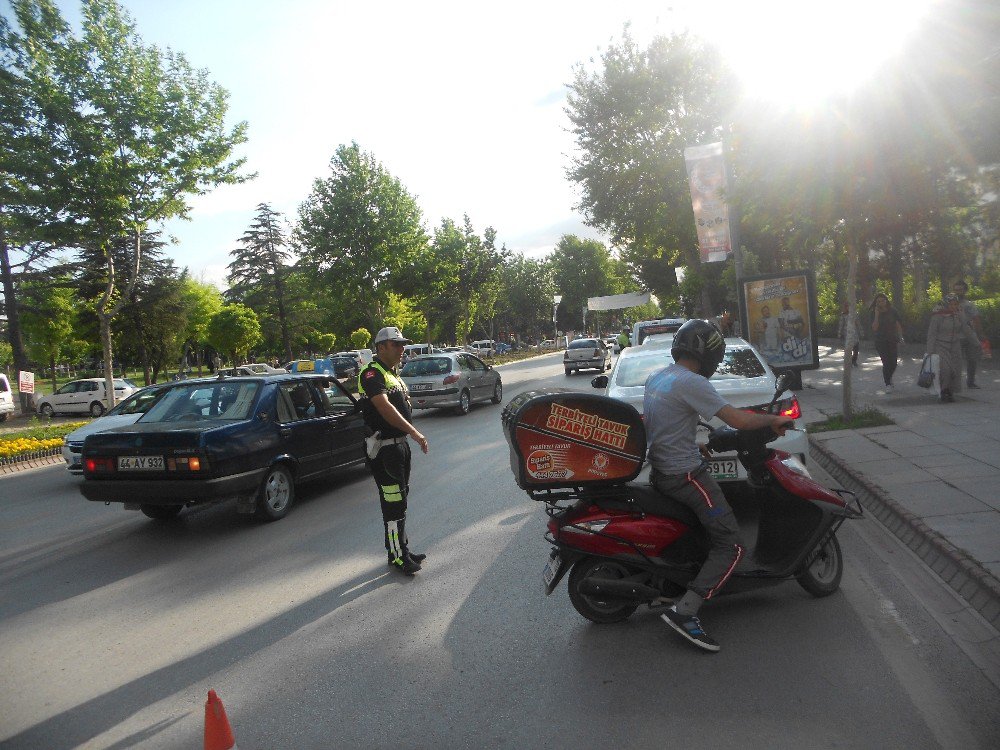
[226,203,296,361]
[296,142,427,327]
[179,277,223,374]
[19,279,75,391]
[547,235,627,334]
[207,304,261,365]
[2,0,249,409]
[566,31,736,310]
[494,253,555,343]
[350,328,371,349]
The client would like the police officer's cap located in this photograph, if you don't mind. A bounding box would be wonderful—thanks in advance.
[374,326,412,345]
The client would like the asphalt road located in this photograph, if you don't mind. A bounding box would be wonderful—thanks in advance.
[1,353,998,749]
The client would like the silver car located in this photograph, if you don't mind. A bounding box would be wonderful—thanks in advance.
[592,337,808,483]
[400,352,503,415]
[61,385,170,473]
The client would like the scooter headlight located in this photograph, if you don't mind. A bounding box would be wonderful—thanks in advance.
[780,455,811,478]
[563,519,610,534]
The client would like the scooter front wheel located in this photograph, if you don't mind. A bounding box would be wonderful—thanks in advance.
[568,557,639,624]
[796,535,843,597]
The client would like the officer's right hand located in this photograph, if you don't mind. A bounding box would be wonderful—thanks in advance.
[412,431,429,454]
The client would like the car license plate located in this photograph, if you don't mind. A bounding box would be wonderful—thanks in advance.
[543,552,564,590]
[708,459,738,479]
[118,455,164,471]
[411,383,432,391]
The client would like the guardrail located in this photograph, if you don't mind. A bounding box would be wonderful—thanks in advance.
[0,446,62,468]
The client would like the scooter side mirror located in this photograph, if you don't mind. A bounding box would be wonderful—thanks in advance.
[591,375,608,389]
[774,372,793,395]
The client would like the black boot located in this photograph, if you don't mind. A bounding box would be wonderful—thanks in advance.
[408,551,427,563]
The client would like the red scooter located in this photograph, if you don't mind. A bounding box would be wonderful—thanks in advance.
[502,374,862,624]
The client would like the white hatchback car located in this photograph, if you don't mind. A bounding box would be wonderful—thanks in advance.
[36,377,138,417]
[592,337,808,483]
[0,374,15,422]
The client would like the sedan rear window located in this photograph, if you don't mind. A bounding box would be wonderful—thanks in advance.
[569,339,599,349]
[401,358,452,376]
[141,382,260,423]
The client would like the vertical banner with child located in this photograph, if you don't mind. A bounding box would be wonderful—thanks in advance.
[739,271,819,371]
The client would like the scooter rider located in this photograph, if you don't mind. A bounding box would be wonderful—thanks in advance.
[646,319,790,652]
[358,326,430,575]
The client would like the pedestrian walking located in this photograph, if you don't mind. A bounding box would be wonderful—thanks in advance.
[870,293,903,389]
[357,326,429,575]
[837,302,859,367]
[952,280,983,388]
[926,295,979,403]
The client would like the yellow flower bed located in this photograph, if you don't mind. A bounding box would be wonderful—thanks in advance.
[0,422,89,460]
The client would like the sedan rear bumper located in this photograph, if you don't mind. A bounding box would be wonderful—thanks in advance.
[409,387,460,409]
[79,467,267,505]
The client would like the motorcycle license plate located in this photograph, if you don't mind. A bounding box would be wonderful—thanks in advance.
[542,553,564,592]
[708,459,738,480]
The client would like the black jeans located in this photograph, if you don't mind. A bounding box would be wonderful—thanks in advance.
[367,442,412,561]
[874,339,898,385]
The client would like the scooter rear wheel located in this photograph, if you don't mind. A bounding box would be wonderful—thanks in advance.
[568,557,639,624]
[796,535,843,597]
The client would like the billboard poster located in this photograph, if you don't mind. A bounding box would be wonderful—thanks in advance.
[683,141,732,263]
[739,271,819,371]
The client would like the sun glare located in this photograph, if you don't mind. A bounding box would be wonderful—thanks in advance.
[692,0,937,106]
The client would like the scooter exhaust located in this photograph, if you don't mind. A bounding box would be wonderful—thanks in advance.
[576,578,661,602]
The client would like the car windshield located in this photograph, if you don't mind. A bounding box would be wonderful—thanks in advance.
[107,388,169,416]
[140,382,260,423]
[614,348,765,387]
[400,357,452,376]
[569,339,598,349]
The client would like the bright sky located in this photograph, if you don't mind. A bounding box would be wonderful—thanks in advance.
[38,0,935,289]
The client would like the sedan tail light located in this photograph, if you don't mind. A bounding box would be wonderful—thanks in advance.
[85,456,115,474]
[166,455,204,472]
[443,374,460,385]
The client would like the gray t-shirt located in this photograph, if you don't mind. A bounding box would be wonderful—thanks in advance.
[644,363,729,475]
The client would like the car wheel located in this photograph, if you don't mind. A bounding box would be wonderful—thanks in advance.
[89,401,106,417]
[454,389,471,416]
[491,380,503,404]
[140,504,183,520]
[0,413,7,423]
[257,464,295,521]
[565,368,573,376]
[40,403,54,417]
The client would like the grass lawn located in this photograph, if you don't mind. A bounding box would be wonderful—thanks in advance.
[808,407,895,432]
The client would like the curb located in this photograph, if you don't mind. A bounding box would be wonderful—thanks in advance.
[809,436,1000,631]
[0,451,64,476]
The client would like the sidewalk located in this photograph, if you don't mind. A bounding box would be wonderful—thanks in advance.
[802,340,1000,631]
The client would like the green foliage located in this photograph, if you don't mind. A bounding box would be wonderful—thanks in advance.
[0,340,12,370]
[548,235,626,333]
[350,328,371,349]
[383,293,427,342]
[207,304,262,364]
[808,407,894,433]
[19,280,75,387]
[296,142,427,326]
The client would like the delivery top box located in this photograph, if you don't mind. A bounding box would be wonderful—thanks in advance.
[502,389,646,491]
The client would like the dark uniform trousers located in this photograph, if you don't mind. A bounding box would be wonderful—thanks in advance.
[651,465,744,599]
[368,441,412,564]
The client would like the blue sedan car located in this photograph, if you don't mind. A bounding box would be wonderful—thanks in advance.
[79,373,368,522]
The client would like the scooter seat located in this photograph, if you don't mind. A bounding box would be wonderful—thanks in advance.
[582,483,700,528]
[626,483,700,528]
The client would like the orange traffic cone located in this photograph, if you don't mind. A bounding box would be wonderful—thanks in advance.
[204,689,238,750]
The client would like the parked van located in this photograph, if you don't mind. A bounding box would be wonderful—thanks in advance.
[403,343,432,360]
[632,318,687,346]
[0,374,15,422]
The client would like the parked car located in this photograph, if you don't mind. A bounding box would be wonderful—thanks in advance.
[591,337,808,483]
[468,340,496,358]
[564,337,612,375]
[333,351,364,370]
[399,352,503,415]
[328,355,360,379]
[538,339,557,350]
[36,377,138,417]
[79,373,368,521]
[62,385,171,473]
[0,374,14,422]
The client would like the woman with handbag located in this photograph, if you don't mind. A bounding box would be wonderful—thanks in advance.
[926,294,979,403]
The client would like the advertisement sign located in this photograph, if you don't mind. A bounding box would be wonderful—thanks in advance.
[739,271,819,371]
[684,141,732,263]
[18,370,34,394]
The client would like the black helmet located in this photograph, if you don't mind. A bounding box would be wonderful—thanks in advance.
[671,319,726,378]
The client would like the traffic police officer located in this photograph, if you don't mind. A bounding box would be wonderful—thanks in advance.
[357,326,429,575]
